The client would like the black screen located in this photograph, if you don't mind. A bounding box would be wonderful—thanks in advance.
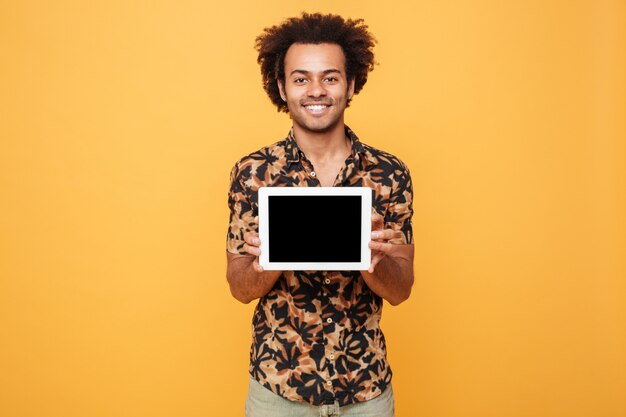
[268,195,361,262]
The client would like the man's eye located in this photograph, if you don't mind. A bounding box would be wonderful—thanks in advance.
[294,78,306,83]
[325,77,338,82]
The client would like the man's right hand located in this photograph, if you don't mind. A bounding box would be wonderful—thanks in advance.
[226,229,283,304]
[243,231,265,273]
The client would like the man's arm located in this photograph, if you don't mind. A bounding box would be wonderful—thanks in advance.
[226,160,282,304]
[360,214,415,306]
[226,232,282,304]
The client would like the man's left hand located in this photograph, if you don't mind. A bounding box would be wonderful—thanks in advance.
[368,213,403,273]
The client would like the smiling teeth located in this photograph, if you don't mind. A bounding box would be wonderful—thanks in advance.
[305,105,327,111]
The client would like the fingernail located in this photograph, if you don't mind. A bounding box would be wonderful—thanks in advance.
[371,231,381,239]
[253,238,260,245]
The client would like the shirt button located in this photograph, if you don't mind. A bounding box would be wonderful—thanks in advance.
[310,171,316,177]
[326,318,333,323]
[324,278,331,284]
[328,353,335,360]
[326,380,332,386]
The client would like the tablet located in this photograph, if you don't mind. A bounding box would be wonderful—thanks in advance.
[258,187,372,271]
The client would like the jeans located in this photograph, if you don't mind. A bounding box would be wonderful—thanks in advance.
[244,377,395,417]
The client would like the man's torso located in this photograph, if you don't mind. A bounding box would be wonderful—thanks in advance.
[226,126,413,406]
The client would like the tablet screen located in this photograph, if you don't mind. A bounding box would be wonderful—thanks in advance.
[268,195,362,262]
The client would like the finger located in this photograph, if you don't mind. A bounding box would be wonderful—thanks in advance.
[244,232,260,246]
[368,253,384,273]
[371,229,401,241]
[371,229,402,241]
[252,258,264,273]
[243,243,261,257]
[371,213,384,230]
[368,240,394,253]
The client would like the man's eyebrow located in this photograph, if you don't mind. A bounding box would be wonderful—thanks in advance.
[289,69,342,76]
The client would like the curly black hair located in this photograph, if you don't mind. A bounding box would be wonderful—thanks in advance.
[255,12,377,113]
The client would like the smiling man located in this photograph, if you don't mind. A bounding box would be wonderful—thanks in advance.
[226,13,414,417]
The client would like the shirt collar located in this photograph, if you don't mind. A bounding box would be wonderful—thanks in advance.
[284,125,370,167]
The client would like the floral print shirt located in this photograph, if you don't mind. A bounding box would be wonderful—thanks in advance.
[226,126,413,406]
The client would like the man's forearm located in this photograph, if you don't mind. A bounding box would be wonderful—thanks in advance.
[361,255,413,306]
[226,254,282,304]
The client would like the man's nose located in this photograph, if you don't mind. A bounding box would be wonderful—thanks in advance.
[306,80,326,98]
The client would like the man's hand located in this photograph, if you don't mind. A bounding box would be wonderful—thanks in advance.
[361,213,414,305]
[226,224,283,304]
[242,231,265,273]
[368,213,403,273]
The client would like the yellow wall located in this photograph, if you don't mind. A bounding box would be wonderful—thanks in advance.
[1,1,625,416]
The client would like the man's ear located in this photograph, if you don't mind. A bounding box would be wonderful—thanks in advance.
[277,80,287,102]
[348,78,355,100]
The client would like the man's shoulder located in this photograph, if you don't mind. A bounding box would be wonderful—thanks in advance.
[230,139,289,173]
[359,141,411,174]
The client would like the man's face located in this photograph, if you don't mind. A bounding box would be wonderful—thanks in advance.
[278,43,355,134]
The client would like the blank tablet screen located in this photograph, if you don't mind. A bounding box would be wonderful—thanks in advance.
[268,195,362,262]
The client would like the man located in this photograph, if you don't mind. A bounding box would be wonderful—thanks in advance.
[226,13,414,417]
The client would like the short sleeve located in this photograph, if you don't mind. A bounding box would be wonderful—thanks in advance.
[226,161,257,254]
[385,161,413,245]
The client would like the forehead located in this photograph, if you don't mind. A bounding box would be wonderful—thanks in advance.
[284,43,346,74]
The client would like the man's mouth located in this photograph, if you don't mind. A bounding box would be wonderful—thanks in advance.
[303,104,330,114]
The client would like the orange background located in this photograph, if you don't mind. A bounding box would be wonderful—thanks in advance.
[1,1,625,416]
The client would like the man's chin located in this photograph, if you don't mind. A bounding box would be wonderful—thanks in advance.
[294,119,341,134]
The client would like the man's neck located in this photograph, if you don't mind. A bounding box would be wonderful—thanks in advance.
[292,121,351,164]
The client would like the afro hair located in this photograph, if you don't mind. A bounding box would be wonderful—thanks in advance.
[255,12,377,112]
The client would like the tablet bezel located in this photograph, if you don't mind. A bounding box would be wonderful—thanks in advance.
[258,187,372,271]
